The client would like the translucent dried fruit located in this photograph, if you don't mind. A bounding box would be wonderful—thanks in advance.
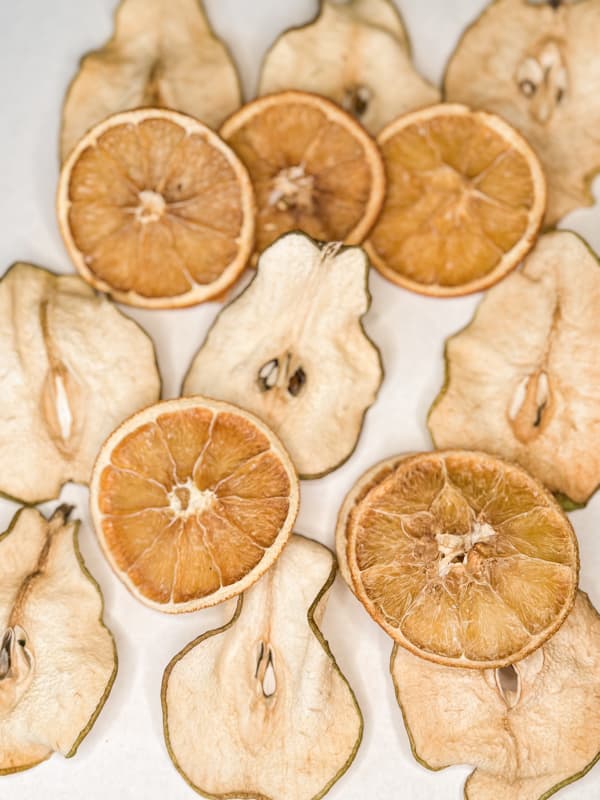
[183,233,383,478]
[57,109,255,309]
[220,90,385,259]
[444,0,600,225]
[60,0,241,161]
[366,103,546,297]
[336,454,409,586]
[0,263,160,504]
[259,0,439,134]
[162,534,362,799]
[392,591,600,800]
[90,396,299,613]
[0,506,116,774]
[428,231,600,507]
[346,450,578,668]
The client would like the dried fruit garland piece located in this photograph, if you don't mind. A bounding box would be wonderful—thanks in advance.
[60,0,241,161]
[183,233,383,478]
[90,397,299,613]
[0,506,116,774]
[366,104,546,297]
[57,109,255,309]
[428,232,600,508]
[162,535,362,800]
[259,0,439,134]
[345,450,578,668]
[444,0,600,226]
[392,591,600,800]
[220,90,385,258]
[0,263,160,504]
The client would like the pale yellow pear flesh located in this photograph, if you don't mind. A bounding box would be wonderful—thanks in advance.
[0,507,116,774]
[162,535,363,800]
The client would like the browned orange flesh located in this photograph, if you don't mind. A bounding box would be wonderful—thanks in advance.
[221,92,385,256]
[366,107,545,297]
[69,119,243,296]
[347,451,578,668]
[99,409,291,604]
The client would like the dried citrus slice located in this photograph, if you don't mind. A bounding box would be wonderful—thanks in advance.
[428,231,600,508]
[220,90,385,258]
[259,0,439,134]
[444,0,600,226]
[335,455,410,587]
[57,109,255,309]
[365,104,546,297]
[346,450,578,668]
[60,0,241,162]
[90,397,299,613]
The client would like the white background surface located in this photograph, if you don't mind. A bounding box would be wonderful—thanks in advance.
[1,1,599,798]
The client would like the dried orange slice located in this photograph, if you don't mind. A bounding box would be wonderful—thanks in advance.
[366,104,546,297]
[57,109,255,309]
[220,90,385,258]
[346,451,578,668]
[90,397,299,613]
[336,454,410,587]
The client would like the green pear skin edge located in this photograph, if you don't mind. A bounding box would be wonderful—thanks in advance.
[0,507,118,775]
[425,231,600,510]
[161,536,364,800]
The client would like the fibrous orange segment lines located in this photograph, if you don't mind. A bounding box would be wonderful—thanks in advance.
[346,451,578,668]
[220,91,385,259]
[366,104,546,297]
[57,109,255,309]
[90,398,299,613]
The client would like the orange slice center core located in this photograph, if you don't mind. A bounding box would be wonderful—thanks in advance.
[269,165,315,213]
[432,165,474,220]
[135,189,166,224]
[167,478,215,520]
[436,521,495,577]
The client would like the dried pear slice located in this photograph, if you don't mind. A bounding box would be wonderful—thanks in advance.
[0,263,160,504]
[345,450,579,668]
[183,233,383,478]
[0,506,117,774]
[444,0,600,225]
[428,231,600,507]
[391,590,600,799]
[259,0,439,134]
[60,0,241,161]
[162,534,362,799]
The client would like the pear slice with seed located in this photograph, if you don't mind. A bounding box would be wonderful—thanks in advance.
[391,591,600,800]
[428,231,600,507]
[259,0,439,134]
[162,534,362,800]
[0,506,116,774]
[60,0,241,161]
[444,0,600,225]
[183,232,383,478]
[0,263,160,504]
